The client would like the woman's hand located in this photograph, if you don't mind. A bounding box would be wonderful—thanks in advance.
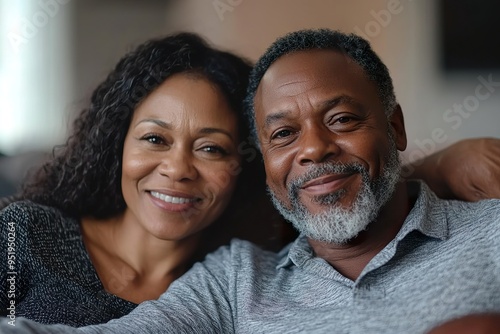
[427,313,500,334]
[407,138,500,201]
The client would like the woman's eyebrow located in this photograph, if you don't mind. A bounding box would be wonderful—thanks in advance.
[136,119,235,140]
[135,118,171,129]
[199,127,235,140]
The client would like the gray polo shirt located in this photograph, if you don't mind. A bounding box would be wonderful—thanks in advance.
[2,181,500,333]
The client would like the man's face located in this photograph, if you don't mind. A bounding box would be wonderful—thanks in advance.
[254,49,407,243]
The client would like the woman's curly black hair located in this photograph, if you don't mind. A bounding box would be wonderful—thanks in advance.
[21,32,261,221]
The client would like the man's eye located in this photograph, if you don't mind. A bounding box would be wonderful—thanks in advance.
[337,116,352,124]
[272,129,293,139]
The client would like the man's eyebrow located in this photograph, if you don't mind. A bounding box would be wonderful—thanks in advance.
[263,95,358,128]
[264,111,292,129]
[318,95,357,110]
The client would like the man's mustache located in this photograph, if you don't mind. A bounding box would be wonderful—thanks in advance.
[289,162,366,192]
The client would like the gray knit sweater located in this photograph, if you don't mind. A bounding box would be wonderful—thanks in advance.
[0,201,137,326]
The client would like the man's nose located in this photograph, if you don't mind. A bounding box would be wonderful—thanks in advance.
[295,124,340,165]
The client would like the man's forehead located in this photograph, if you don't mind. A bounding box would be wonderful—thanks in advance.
[255,49,362,106]
[256,49,352,94]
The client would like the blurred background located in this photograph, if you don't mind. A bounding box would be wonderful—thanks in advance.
[1,0,499,195]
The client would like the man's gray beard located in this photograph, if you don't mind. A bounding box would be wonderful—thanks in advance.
[268,136,401,244]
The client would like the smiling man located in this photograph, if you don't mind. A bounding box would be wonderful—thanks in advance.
[253,46,410,280]
[257,48,404,243]
[2,29,500,334]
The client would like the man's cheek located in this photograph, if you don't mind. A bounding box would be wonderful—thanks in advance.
[267,179,290,204]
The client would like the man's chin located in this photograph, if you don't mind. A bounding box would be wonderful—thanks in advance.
[305,187,349,206]
[306,233,360,245]
[298,217,371,245]
[303,196,356,215]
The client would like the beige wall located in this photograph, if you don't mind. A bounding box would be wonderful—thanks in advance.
[2,0,499,160]
[166,0,500,162]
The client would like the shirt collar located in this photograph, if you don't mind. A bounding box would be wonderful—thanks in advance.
[276,180,449,269]
[395,180,449,242]
[276,234,311,269]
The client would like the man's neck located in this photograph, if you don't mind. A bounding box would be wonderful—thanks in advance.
[307,181,412,281]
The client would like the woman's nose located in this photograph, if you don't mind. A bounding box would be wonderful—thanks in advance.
[157,148,199,181]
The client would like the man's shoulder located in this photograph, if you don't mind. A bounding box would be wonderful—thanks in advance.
[415,181,500,227]
[204,238,290,270]
[444,198,500,237]
[445,198,500,219]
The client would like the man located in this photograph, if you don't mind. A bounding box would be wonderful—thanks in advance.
[2,29,500,334]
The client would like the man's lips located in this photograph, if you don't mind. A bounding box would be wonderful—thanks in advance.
[300,173,355,196]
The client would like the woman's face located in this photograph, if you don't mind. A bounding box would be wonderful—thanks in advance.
[121,73,241,241]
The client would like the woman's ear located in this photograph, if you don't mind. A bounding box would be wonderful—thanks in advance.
[388,104,407,151]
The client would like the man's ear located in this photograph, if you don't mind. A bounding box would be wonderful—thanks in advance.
[389,104,407,151]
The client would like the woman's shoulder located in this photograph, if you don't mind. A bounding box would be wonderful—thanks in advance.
[1,200,86,277]
[2,199,64,220]
[1,200,76,236]
[3,199,51,212]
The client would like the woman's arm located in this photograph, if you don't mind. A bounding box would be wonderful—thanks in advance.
[406,138,500,201]
[426,313,500,334]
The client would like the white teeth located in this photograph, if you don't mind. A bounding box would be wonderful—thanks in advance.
[150,191,195,204]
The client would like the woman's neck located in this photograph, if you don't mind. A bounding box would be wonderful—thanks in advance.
[80,212,200,303]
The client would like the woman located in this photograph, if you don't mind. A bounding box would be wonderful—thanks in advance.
[0,32,281,326]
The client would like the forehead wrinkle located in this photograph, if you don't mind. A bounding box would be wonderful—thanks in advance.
[272,74,316,98]
[261,85,319,130]
[275,77,310,91]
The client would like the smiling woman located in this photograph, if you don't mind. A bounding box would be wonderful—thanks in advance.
[0,32,282,326]
[120,74,241,245]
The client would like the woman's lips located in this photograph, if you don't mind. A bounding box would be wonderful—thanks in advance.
[148,190,200,213]
[150,191,197,204]
[300,173,355,196]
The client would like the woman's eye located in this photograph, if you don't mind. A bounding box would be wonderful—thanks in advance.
[201,145,227,155]
[142,134,164,145]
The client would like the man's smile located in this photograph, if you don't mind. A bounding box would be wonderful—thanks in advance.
[300,173,357,197]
